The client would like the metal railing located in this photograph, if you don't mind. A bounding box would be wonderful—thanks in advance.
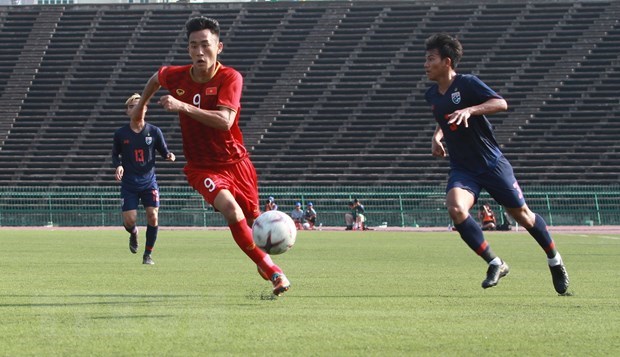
[0,185,619,227]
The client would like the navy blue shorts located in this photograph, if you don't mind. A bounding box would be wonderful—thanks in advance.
[120,184,160,211]
[447,156,525,208]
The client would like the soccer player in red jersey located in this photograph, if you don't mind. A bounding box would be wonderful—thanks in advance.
[130,16,290,296]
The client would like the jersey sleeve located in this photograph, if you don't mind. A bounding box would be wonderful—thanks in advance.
[154,126,171,159]
[217,70,242,111]
[466,75,503,103]
[112,129,122,168]
[158,66,171,90]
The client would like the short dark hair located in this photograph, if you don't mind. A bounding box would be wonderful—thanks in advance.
[425,33,463,68]
[185,16,220,39]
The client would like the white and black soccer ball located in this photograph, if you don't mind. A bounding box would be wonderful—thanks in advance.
[252,210,297,255]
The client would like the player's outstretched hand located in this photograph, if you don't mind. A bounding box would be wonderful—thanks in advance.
[166,152,176,162]
[446,108,471,128]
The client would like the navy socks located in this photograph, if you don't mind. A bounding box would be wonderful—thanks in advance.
[454,216,497,263]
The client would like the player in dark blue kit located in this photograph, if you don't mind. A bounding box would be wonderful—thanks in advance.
[112,93,175,265]
[424,34,569,294]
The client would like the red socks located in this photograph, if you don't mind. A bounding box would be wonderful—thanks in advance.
[229,218,282,277]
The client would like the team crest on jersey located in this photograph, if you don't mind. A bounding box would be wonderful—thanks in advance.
[451,91,461,104]
[206,87,217,95]
[176,89,185,96]
[145,135,153,145]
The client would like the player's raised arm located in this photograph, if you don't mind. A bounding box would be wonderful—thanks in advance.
[182,104,236,131]
[131,72,161,122]
[446,98,508,127]
[157,95,237,131]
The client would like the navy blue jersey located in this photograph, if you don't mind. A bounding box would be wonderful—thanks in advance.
[112,123,170,191]
[425,74,504,175]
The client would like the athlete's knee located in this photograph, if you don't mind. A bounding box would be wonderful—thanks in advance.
[447,204,469,221]
[123,216,137,228]
[508,206,535,228]
[219,201,245,224]
[147,215,158,226]
[145,208,158,226]
[214,190,246,224]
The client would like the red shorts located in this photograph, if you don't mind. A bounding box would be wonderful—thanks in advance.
[184,157,261,221]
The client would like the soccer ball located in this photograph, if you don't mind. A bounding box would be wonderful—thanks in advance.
[252,210,297,255]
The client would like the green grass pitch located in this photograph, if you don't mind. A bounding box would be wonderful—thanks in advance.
[0,228,618,356]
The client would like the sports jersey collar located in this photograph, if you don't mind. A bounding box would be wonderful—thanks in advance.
[129,121,147,134]
[434,74,461,96]
[189,62,222,83]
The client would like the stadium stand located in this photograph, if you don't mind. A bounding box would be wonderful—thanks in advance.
[0,0,619,188]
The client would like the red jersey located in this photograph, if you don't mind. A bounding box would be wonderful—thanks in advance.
[158,63,248,168]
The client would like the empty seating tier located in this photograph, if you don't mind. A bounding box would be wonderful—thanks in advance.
[0,0,618,187]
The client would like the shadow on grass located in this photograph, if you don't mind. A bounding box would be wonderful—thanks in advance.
[245,290,278,301]
[0,294,202,298]
[0,293,204,308]
[0,300,164,308]
[90,314,175,320]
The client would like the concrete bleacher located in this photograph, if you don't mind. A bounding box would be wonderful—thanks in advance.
[0,0,619,188]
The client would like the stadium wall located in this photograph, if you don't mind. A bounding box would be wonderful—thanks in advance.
[1,185,618,227]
